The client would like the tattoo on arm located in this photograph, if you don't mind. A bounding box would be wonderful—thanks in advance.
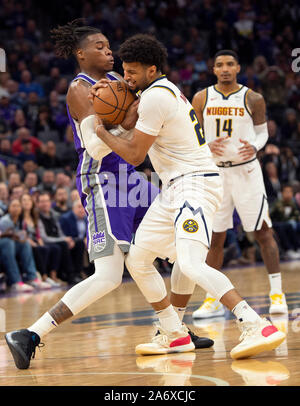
[247,91,266,125]
[49,300,73,324]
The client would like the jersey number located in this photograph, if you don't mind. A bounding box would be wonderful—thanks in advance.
[216,118,233,137]
[189,109,206,146]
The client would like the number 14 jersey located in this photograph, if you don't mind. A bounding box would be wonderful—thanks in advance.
[203,85,256,165]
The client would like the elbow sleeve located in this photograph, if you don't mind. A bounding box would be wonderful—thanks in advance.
[252,123,269,151]
[80,115,112,161]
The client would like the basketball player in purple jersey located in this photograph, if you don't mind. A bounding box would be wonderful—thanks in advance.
[5,20,211,370]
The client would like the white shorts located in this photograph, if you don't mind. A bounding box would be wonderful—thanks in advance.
[133,172,223,263]
[213,159,272,233]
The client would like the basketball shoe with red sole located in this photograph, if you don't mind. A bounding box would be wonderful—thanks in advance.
[230,318,286,360]
[136,325,195,355]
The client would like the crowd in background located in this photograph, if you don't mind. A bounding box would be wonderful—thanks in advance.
[0,0,300,293]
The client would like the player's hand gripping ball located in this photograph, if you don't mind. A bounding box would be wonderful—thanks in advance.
[93,80,136,125]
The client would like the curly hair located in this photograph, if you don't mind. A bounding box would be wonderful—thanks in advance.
[118,34,168,73]
[50,19,102,59]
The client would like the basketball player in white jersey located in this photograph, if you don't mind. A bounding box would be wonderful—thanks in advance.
[191,50,287,319]
[93,34,285,358]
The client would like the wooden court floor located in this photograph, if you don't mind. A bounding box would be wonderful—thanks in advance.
[0,261,300,387]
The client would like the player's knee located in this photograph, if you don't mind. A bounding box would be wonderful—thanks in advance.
[125,245,156,279]
[254,225,274,246]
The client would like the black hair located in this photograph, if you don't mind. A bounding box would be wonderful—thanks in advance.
[118,34,168,73]
[214,49,239,63]
[281,183,294,192]
[50,19,102,59]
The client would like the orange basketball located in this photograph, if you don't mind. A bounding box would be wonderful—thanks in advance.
[93,80,136,125]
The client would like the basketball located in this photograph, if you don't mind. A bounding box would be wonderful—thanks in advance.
[93,80,136,125]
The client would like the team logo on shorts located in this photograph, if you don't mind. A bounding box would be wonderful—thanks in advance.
[183,219,199,233]
[92,231,106,252]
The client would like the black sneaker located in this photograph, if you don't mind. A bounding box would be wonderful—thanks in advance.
[186,327,214,349]
[155,326,214,349]
[5,329,43,369]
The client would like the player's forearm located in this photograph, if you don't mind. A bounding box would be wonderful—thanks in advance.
[252,123,269,152]
[96,125,141,166]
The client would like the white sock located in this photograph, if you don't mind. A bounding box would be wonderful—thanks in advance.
[173,306,186,322]
[232,300,261,323]
[156,305,183,332]
[268,273,282,293]
[28,312,58,339]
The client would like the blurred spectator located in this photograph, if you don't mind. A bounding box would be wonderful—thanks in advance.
[59,199,87,279]
[0,198,50,292]
[263,161,282,205]
[23,92,41,125]
[5,79,25,108]
[281,108,298,142]
[10,184,26,200]
[60,125,78,171]
[37,191,80,284]
[0,89,18,127]
[17,139,37,163]
[0,182,9,215]
[55,171,73,193]
[18,70,44,99]
[70,189,80,203]
[270,184,300,259]
[38,169,56,196]
[36,140,62,169]
[266,120,282,147]
[20,193,61,287]
[260,66,286,123]
[53,187,70,216]
[10,108,29,133]
[279,147,299,184]
[7,171,22,193]
[24,171,39,193]
[11,127,43,157]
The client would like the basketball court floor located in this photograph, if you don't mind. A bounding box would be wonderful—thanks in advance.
[0,260,299,387]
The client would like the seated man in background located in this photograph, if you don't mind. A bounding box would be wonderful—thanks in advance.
[59,199,87,280]
[270,184,300,260]
[37,191,81,285]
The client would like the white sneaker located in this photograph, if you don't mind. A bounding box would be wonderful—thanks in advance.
[286,250,300,260]
[44,277,62,287]
[269,292,288,314]
[135,324,195,355]
[9,282,34,292]
[230,318,286,360]
[192,297,225,319]
[27,278,52,290]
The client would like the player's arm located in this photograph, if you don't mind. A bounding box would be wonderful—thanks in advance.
[95,88,173,166]
[238,91,269,160]
[67,80,114,160]
[68,80,137,160]
[249,91,269,148]
[192,89,228,157]
[95,120,156,166]
[191,90,205,127]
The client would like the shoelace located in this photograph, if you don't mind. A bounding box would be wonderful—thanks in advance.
[30,341,45,360]
[237,320,261,342]
[200,298,216,310]
[270,294,283,305]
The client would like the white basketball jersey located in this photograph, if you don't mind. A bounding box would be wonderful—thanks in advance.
[203,85,256,164]
[135,76,217,185]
